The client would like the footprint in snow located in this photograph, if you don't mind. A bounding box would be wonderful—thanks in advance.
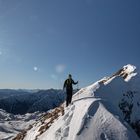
[63,112,70,121]
[64,112,73,126]
[100,133,109,140]
[55,128,62,140]
[55,105,75,140]
[62,126,70,137]
[55,125,70,139]
[63,104,75,121]
[71,104,75,111]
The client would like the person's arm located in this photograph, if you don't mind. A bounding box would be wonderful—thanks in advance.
[63,80,67,90]
[72,79,78,85]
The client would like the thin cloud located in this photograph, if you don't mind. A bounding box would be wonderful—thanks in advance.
[56,64,66,73]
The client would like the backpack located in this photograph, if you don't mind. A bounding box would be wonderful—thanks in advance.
[66,79,72,87]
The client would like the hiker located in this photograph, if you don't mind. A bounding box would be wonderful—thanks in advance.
[63,74,78,107]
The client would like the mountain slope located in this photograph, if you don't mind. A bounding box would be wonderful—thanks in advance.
[19,64,140,140]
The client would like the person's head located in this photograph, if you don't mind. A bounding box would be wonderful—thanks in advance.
[68,74,72,79]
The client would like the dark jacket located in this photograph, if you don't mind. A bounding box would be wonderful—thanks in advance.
[63,78,78,90]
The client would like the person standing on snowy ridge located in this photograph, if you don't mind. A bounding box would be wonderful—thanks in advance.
[63,74,78,107]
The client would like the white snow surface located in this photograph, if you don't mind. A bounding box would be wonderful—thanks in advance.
[23,64,140,140]
[0,109,44,140]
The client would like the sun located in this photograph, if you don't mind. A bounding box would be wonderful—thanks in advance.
[33,66,38,71]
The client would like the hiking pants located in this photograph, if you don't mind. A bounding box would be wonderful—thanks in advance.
[66,89,72,107]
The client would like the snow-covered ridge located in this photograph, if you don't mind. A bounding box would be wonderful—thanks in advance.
[12,64,139,140]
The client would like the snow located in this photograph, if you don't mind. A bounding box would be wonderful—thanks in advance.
[0,109,43,140]
[75,102,137,140]
[123,64,137,82]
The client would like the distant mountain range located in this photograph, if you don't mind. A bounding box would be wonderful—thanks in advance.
[0,89,65,115]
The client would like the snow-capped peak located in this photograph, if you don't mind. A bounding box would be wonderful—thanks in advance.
[122,64,137,81]
[100,64,137,85]
[123,64,136,72]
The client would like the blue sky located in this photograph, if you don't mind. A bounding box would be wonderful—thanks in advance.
[0,0,140,89]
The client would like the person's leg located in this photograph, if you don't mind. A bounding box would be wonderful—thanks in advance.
[69,89,73,104]
[69,94,72,104]
[66,89,72,107]
[66,94,69,107]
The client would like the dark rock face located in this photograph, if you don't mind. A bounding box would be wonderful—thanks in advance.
[119,91,140,137]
